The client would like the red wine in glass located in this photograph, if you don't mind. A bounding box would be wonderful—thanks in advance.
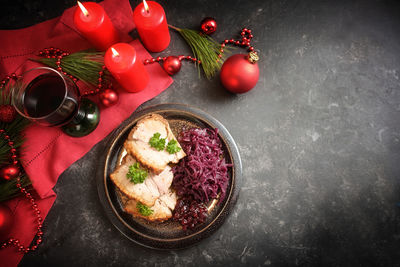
[23,73,79,126]
[12,67,100,137]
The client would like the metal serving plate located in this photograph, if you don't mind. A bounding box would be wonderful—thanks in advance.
[97,104,242,249]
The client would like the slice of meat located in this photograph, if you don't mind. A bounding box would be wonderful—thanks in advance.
[159,191,177,210]
[151,165,173,195]
[110,155,160,206]
[124,190,177,222]
[124,114,186,174]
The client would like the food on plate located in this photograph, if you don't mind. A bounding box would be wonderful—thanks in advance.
[124,190,177,221]
[110,154,173,207]
[124,114,186,174]
[110,113,232,229]
[172,128,231,203]
[110,114,183,222]
[172,196,208,231]
[136,202,154,216]
[170,127,232,230]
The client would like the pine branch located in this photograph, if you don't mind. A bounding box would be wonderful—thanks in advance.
[170,25,228,79]
[0,81,31,203]
[0,82,30,164]
[31,50,112,87]
[0,173,31,202]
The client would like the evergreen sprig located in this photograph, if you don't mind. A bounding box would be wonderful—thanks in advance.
[169,25,227,79]
[31,50,112,87]
[0,81,31,203]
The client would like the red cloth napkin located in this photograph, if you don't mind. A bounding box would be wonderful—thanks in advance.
[0,0,173,266]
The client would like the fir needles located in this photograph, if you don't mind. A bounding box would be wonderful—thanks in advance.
[0,81,31,202]
[169,25,226,79]
[32,50,112,87]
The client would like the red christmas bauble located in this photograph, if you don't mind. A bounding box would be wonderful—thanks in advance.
[220,53,260,94]
[99,89,119,107]
[0,204,13,238]
[200,17,217,35]
[0,164,20,181]
[0,105,17,123]
[163,56,182,75]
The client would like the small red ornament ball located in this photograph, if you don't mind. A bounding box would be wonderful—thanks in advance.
[200,17,217,35]
[0,105,17,123]
[99,89,119,107]
[0,204,14,238]
[220,54,260,94]
[163,56,182,75]
[0,164,20,181]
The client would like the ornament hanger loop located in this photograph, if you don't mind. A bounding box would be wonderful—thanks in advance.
[248,51,259,64]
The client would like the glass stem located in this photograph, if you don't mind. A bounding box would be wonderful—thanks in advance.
[72,107,86,124]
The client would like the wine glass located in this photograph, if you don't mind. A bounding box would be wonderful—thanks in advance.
[11,67,100,137]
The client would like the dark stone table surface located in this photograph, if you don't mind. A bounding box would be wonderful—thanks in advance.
[1,0,400,266]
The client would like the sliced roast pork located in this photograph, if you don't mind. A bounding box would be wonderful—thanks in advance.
[124,114,186,174]
[109,154,173,207]
[124,190,177,222]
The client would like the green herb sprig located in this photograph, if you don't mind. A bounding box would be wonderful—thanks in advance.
[137,202,153,216]
[166,139,182,154]
[126,162,148,184]
[149,132,166,151]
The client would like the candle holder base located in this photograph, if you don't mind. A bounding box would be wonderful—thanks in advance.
[62,98,100,137]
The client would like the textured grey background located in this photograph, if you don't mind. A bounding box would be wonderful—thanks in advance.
[1,0,400,266]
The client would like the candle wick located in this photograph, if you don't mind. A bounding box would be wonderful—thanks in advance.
[143,0,150,13]
[77,1,89,17]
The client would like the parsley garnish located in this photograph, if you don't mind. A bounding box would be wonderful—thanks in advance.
[126,162,148,184]
[149,132,166,151]
[137,202,153,216]
[166,139,181,154]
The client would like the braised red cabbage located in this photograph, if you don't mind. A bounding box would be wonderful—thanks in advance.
[172,128,231,203]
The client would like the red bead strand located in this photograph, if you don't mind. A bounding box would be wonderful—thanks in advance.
[0,129,44,253]
[217,28,256,60]
[38,48,110,97]
[142,27,255,70]
[80,65,110,97]
[0,74,22,91]
[142,55,201,66]
[38,47,73,80]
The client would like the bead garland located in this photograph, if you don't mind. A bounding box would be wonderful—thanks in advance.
[143,55,201,65]
[142,28,256,69]
[38,48,109,97]
[0,74,20,118]
[81,65,109,97]
[0,74,21,90]
[142,55,201,74]
[218,28,255,59]
[38,48,74,80]
[0,129,43,253]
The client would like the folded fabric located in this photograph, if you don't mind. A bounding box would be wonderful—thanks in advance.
[0,0,173,266]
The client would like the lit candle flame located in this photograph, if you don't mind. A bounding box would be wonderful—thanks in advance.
[77,1,89,16]
[111,47,120,57]
[143,0,149,13]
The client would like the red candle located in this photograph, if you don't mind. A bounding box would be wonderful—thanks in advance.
[133,0,170,52]
[74,1,119,51]
[105,43,149,93]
